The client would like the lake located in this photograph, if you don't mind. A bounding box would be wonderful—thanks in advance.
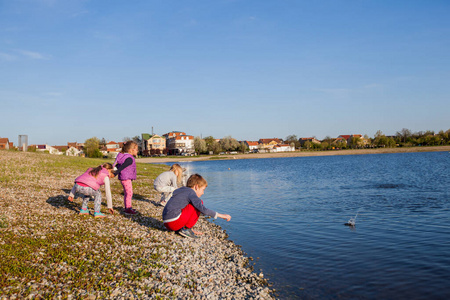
[170,151,450,299]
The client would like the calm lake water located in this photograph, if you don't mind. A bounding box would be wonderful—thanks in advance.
[169,151,450,299]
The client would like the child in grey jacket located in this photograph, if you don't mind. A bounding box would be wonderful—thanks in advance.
[154,164,183,206]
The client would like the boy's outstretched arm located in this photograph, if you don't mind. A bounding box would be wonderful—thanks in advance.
[217,213,231,221]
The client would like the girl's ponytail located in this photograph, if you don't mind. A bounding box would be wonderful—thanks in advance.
[89,163,113,178]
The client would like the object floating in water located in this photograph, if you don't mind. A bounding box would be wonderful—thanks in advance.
[344,210,361,227]
[344,218,356,226]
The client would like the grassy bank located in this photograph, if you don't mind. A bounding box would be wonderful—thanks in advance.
[0,151,272,299]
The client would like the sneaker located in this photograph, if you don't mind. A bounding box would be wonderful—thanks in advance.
[124,208,138,215]
[94,211,106,218]
[177,227,198,239]
[159,200,167,207]
[79,208,89,215]
[68,196,74,202]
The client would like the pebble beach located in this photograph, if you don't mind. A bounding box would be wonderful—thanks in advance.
[0,151,273,299]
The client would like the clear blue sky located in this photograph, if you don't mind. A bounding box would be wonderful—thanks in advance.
[1,0,449,146]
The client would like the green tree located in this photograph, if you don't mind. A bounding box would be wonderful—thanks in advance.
[204,136,216,148]
[219,136,240,152]
[285,134,300,149]
[349,136,361,148]
[438,130,449,145]
[239,141,248,153]
[204,136,222,154]
[373,130,386,147]
[194,136,207,154]
[323,136,333,149]
[396,128,412,145]
[84,137,102,158]
[387,137,396,148]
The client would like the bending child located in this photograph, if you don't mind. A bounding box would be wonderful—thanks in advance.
[114,141,139,215]
[68,163,115,218]
[162,174,231,238]
[154,164,184,207]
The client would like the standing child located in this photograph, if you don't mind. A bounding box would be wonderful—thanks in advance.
[162,174,231,238]
[154,164,184,207]
[114,141,139,215]
[68,163,115,218]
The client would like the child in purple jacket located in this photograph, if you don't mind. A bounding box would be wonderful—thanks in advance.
[114,141,139,215]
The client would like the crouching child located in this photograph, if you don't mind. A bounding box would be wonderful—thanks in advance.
[162,174,231,238]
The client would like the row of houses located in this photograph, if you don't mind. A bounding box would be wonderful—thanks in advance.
[142,131,194,156]
[244,138,294,152]
[141,134,296,155]
[244,135,368,151]
[1,133,367,156]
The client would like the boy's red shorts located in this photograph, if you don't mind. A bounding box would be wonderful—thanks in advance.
[164,203,201,231]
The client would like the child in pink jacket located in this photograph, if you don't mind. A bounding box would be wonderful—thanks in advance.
[68,163,115,218]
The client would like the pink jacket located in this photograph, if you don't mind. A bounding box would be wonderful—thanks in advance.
[75,167,110,190]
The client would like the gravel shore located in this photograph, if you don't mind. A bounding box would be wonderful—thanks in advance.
[0,151,273,299]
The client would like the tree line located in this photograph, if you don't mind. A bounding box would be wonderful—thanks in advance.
[285,128,450,150]
[80,128,449,158]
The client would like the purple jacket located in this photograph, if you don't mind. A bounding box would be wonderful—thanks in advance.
[114,152,137,181]
[75,167,110,190]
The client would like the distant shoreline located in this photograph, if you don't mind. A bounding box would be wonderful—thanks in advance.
[136,145,450,164]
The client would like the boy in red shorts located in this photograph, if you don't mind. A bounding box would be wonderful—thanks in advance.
[162,174,231,238]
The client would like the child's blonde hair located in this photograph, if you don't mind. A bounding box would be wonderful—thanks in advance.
[89,163,113,178]
[186,174,208,188]
[170,164,184,182]
[122,140,138,154]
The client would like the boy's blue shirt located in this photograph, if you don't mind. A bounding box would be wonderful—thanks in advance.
[162,186,217,222]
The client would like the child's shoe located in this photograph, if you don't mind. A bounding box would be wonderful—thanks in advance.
[177,227,198,239]
[94,211,106,218]
[79,208,89,215]
[124,208,138,215]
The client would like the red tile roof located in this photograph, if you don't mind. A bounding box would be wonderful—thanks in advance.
[246,141,259,146]
[259,138,282,144]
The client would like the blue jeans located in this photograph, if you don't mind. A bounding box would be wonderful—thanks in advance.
[69,183,102,212]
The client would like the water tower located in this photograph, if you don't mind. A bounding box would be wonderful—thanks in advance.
[18,135,28,151]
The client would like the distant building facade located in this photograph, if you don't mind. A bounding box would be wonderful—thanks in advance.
[142,133,166,156]
[258,138,283,150]
[163,131,194,155]
[0,138,10,150]
[245,141,259,151]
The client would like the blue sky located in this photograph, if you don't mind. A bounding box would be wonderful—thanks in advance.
[1,0,449,146]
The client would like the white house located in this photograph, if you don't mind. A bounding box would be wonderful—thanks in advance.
[66,146,83,157]
[273,144,295,152]
[163,131,194,155]
[244,141,259,151]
